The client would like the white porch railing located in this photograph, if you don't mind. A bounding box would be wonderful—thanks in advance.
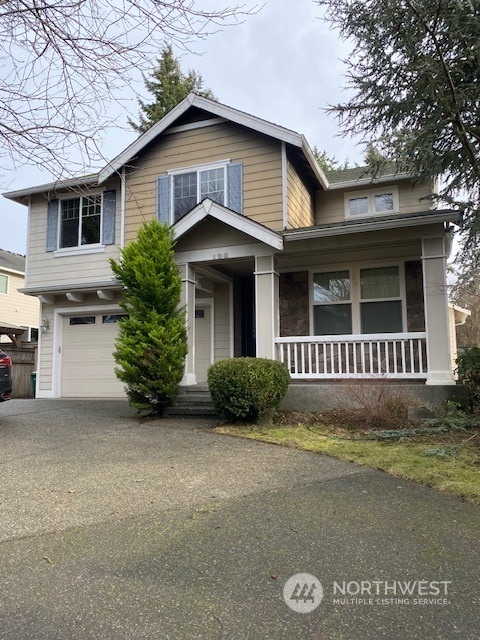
[275,333,427,379]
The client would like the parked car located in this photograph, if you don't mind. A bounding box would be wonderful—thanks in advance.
[0,349,12,401]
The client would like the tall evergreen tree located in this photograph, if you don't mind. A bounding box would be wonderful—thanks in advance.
[316,0,480,243]
[129,44,215,133]
[110,221,187,414]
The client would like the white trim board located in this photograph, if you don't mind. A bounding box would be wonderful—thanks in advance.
[173,198,283,251]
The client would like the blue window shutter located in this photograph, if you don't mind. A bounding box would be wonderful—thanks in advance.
[157,175,172,224]
[46,200,59,251]
[102,190,116,245]
[227,163,243,214]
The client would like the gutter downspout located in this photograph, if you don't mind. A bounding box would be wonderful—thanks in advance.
[120,167,126,248]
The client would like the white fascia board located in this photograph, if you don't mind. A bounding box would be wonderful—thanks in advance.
[328,172,412,190]
[3,175,99,203]
[173,199,284,251]
[0,266,25,276]
[98,94,196,184]
[301,136,329,190]
[283,211,460,242]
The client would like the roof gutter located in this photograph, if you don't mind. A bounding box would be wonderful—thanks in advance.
[328,172,412,190]
[283,211,460,242]
[3,175,99,203]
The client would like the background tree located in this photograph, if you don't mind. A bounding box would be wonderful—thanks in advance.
[110,221,187,414]
[316,0,480,243]
[0,1,252,175]
[129,44,215,133]
[450,232,480,349]
[312,146,352,172]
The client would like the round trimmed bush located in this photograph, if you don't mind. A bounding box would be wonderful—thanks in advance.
[207,357,290,423]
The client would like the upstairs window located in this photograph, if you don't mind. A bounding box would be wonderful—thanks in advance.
[346,186,398,219]
[60,195,102,248]
[172,165,226,222]
[157,160,243,226]
[46,190,116,253]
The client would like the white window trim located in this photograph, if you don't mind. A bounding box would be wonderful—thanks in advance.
[0,273,8,295]
[54,245,106,258]
[20,325,39,342]
[57,190,105,251]
[168,159,230,224]
[345,185,399,220]
[310,261,407,335]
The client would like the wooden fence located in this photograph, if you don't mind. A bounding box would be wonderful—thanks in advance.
[2,344,37,398]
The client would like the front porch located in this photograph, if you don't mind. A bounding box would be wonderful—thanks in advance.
[173,199,456,388]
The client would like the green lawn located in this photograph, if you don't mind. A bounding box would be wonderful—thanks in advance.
[214,422,480,505]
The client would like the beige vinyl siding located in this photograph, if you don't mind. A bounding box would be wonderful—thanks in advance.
[279,223,445,273]
[286,160,314,228]
[26,179,121,289]
[213,283,230,362]
[315,180,433,225]
[124,122,283,243]
[0,270,39,329]
[38,303,54,391]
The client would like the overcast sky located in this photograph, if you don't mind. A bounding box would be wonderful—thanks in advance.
[1,0,361,255]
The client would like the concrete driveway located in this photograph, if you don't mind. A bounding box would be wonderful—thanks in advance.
[0,400,479,640]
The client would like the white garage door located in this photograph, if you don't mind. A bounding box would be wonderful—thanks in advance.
[61,313,126,398]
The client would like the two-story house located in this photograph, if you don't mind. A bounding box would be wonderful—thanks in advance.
[3,94,458,400]
[0,249,39,344]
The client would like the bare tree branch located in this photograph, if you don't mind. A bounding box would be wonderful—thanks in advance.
[0,0,258,176]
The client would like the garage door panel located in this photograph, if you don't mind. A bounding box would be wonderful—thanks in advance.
[61,315,125,398]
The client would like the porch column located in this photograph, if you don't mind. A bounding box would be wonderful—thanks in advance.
[254,254,279,360]
[422,236,455,385]
[178,263,196,385]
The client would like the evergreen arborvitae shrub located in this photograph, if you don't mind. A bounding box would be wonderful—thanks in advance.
[207,357,290,423]
[109,221,187,414]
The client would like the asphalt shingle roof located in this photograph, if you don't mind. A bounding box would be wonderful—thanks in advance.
[0,249,25,273]
[326,162,402,184]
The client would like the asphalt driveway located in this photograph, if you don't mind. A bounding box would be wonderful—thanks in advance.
[0,399,479,640]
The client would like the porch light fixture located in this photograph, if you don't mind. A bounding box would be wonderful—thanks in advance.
[40,315,50,334]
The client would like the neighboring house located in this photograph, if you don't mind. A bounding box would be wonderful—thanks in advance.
[0,249,39,344]
[3,94,459,399]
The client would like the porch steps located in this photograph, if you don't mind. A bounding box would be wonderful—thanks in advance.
[165,385,218,418]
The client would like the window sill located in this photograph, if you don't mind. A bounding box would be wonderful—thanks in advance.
[53,245,106,258]
[345,210,400,221]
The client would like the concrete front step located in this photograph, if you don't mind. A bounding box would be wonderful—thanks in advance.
[165,385,218,418]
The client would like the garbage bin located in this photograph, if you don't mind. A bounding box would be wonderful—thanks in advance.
[30,371,36,398]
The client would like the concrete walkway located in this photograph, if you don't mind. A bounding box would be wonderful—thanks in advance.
[0,400,479,639]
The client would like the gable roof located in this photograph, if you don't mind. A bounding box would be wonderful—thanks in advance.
[0,249,25,273]
[173,198,284,251]
[98,93,329,189]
